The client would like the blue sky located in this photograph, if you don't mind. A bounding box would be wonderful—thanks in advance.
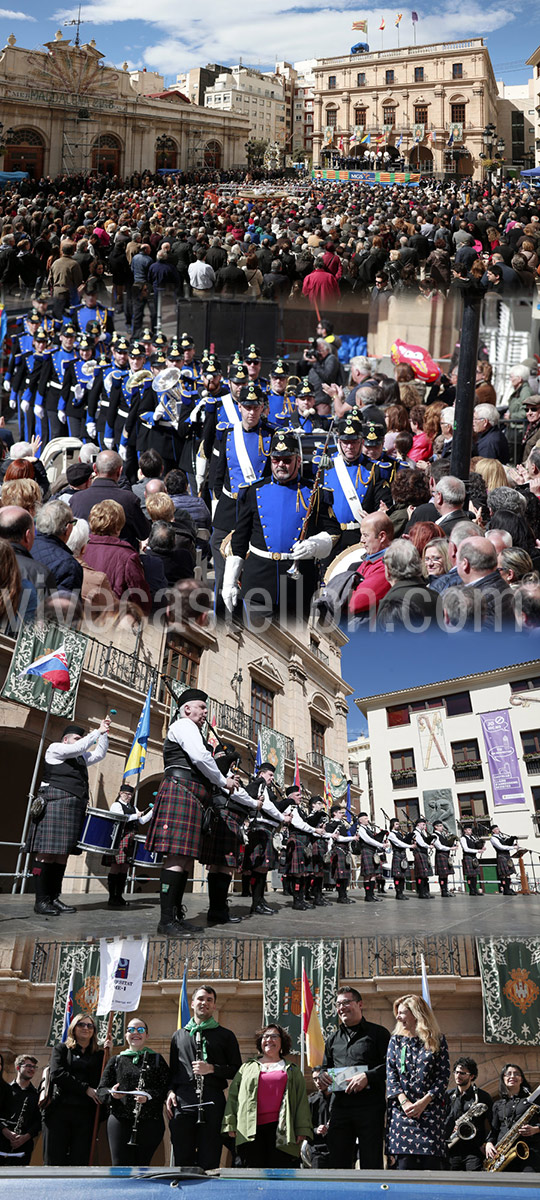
[344,631,540,738]
[0,3,535,85]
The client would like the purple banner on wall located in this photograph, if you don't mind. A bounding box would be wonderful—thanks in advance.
[480,711,526,807]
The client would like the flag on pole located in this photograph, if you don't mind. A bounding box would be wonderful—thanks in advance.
[395,134,403,147]
[447,129,454,147]
[301,965,326,1067]
[421,953,431,1008]
[395,12,402,23]
[294,752,301,790]
[207,715,220,754]
[323,777,332,811]
[360,132,371,145]
[345,780,352,820]
[379,16,385,29]
[254,732,262,772]
[61,962,75,1041]
[178,958,190,1029]
[352,18,368,30]
[97,938,148,1014]
[411,9,418,20]
[21,645,71,692]
[123,683,153,780]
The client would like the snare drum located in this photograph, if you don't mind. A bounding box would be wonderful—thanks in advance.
[78,808,123,854]
[131,835,162,868]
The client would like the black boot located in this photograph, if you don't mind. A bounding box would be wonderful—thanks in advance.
[50,863,77,913]
[108,873,128,908]
[364,881,375,903]
[292,879,309,910]
[207,872,242,926]
[251,874,275,915]
[34,864,60,916]
[157,869,200,935]
[502,880,513,896]
[440,880,449,897]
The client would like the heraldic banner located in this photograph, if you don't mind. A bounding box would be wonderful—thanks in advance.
[48,943,125,1047]
[2,619,87,719]
[477,937,540,1046]
[323,756,348,801]
[260,727,287,787]
[263,939,340,1053]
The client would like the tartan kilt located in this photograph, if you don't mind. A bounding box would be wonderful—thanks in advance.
[413,847,431,879]
[244,824,276,874]
[391,848,408,880]
[200,806,245,870]
[360,845,379,878]
[145,775,207,858]
[434,850,453,880]
[462,852,479,878]
[311,836,327,878]
[285,831,313,877]
[495,851,516,880]
[103,827,134,868]
[26,789,87,856]
[331,843,351,883]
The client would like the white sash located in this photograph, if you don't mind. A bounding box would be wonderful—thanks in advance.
[232,422,257,485]
[334,455,366,524]
[221,390,240,425]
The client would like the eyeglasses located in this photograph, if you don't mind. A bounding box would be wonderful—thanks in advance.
[77,1022,95,1029]
[127,1026,146,1034]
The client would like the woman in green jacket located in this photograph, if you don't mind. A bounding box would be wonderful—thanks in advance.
[222,1024,312,1167]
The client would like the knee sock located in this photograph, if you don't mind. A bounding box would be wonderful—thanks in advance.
[251,875,265,907]
[208,872,231,915]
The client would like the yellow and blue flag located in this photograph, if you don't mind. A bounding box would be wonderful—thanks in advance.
[178,958,191,1028]
[123,683,153,780]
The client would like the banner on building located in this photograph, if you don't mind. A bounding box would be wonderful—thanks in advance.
[323,756,348,801]
[383,123,395,134]
[449,122,463,143]
[351,124,366,144]
[412,123,425,143]
[263,939,340,1053]
[48,943,125,1046]
[477,937,540,1045]
[414,708,448,770]
[97,937,148,1014]
[422,788,456,835]
[323,126,334,146]
[1,620,87,719]
[260,726,288,786]
[480,711,526,807]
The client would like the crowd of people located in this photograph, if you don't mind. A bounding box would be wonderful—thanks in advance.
[2,986,538,1173]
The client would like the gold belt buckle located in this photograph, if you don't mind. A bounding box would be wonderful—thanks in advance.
[272,552,281,561]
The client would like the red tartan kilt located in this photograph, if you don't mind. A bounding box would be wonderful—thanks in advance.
[496,852,516,880]
[391,850,407,880]
[331,844,351,882]
[244,825,277,874]
[145,775,207,858]
[200,807,245,870]
[413,848,430,879]
[105,828,135,867]
[434,851,453,880]
[285,831,312,877]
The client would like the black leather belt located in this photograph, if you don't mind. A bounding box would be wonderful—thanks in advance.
[165,767,202,785]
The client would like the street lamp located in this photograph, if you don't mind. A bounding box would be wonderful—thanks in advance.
[480,123,505,197]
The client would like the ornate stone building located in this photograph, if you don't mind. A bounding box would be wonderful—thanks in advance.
[312,38,499,179]
[0,31,249,177]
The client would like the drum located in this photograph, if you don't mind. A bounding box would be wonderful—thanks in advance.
[131,835,162,868]
[78,808,123,854]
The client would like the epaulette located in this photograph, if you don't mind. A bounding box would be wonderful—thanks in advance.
[216,420,233,433]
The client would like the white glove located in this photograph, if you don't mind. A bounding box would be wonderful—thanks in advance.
[58,410,67,424]
[211,496,219,519]
[222,554,244,613]
[73,384,84,400]
[34,405,44,419]
[86,421,97,439]
[3,380,10,393]
[119,444,127,461]
[9,398,16,410]
[104,436,115,449]
[195,454,208,490]
[153,403,166,422]
[21,399,30,414]
[291,532,333,561]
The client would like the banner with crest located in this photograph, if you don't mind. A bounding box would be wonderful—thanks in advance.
[259,727,288,787]
[1,620,87,719]
[263,939,340,1054]
[477,937,540,1045]
[48,943,125,1046]
[323,756,348,801]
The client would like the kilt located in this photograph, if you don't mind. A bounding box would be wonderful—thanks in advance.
[145,775,207,858]
[200,805,245,871]
[360,844,379,878]
[462,852,479,878]
[391,848,408,880]
[103,826,134,868]
[244,823,277,874]
[311,836,327,878]
[331,843,351,883]
[285,830,313,877]
[26,788,87,856]
[413,847,431,879]
[495,851,516,880]
[434,850,453,880]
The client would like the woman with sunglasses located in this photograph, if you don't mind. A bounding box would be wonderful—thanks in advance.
[43,1013,110,1165]
[97,1019,169,1166]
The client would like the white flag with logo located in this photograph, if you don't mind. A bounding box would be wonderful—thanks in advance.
[97,938,148,1014]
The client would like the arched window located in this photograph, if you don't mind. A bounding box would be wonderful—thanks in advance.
[4,128,45,178]
[155,136,178,170]
[91,133,122,176]
[204,140,222,169]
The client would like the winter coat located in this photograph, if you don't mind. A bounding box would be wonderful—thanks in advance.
[83,533,151,613]
[222,1059,312,1158]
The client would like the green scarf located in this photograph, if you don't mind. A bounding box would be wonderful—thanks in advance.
[184,1016,219,1061]
[119,1047,156,1066]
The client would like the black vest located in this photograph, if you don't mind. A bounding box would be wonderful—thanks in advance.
[41,754,89,800]
[163,729,213,796]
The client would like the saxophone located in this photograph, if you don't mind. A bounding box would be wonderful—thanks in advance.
[484,1093,540,1172]
[127,1051,149,1147]
[447,1101,488,1148]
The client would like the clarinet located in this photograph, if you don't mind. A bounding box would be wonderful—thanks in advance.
[194,1030,206,1126]
[0,1095,29,1158]
[127,1051,149,1147]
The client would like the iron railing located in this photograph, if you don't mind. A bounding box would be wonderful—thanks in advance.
[307,750,325,772]
[84,636,158,695]
[28,934,480,985]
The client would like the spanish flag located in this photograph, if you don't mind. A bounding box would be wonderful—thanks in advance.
[302,966,325,1068]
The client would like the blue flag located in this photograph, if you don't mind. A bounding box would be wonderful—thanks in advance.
[61,964,75,1042]
[124,683,153,780]
[254,732,262,772]
[178,959,190,1028]
[346,780,352,820]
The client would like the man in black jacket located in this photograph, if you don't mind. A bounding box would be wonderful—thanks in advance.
[69,450,149,549]
[444,1057,492,1171]
[321,986,390,1169]
[167,985,241,1168]
[0,1055,41,1166]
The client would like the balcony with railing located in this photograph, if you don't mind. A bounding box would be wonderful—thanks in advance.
[390,769,417,789]
[523,754,540,775]
[314,39,485,68]
[307,750,325,772]
[452,760,484,782]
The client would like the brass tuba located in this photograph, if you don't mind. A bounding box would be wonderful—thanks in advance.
[126,368,153,394]
[151,366,183,429]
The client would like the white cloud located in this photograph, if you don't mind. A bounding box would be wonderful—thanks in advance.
[0,8,36,17]
[52,2,516,75]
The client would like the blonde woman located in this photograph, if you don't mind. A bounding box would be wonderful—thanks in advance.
[385,994,450,1170]
[43,1012,112,1165]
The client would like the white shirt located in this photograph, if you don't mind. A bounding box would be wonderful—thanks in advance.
[166,717,229,789]
[188,261,215,289]
[44,729,108,771]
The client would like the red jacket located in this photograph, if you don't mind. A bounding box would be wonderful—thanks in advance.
[348,553,391,616]
[84,534,151,614]
[302,268,340,304]
[409,431,433,463]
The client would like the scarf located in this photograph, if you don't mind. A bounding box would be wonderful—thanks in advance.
[119,1047,156,1065]
[184,1016,219,1061]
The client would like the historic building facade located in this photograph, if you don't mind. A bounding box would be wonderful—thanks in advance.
[0,31,249,177]
[312,38,499,179]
